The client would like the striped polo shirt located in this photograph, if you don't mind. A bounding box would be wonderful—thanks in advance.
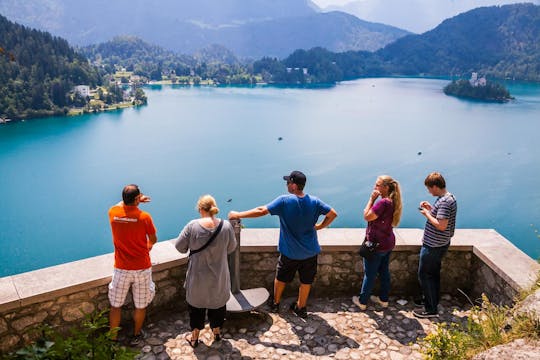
[423,192,457,247]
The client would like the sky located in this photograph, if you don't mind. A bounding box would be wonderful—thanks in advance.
[311,0,540,33]
[313,0,354,5]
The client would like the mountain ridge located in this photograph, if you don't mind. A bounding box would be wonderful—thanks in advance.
[377,4,540,79]
[0,0,410,58]
[256,4,540,83]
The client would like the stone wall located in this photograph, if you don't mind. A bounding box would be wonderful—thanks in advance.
[1,228,538,354]
[471,256,519,306]
[0,266,188,353]
[238,250,473,299]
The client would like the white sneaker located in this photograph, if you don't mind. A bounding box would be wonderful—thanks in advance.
[352,296,367,310]
[370,295,389,308]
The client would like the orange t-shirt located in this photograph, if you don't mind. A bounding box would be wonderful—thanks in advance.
[108,204,156,270]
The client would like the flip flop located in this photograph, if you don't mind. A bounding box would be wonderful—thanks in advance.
[212,327,221,342]
[185,335,199,348]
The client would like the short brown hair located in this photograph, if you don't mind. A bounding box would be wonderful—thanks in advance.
[424,172,446,189]
[122,184,140,205]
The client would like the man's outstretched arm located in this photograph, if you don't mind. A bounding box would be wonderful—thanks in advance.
[228,206,269,220]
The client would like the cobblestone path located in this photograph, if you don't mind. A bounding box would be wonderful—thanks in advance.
[128,295,470,360]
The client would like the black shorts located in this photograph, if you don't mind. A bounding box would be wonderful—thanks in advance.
[187,303,226,330]
[276,254,318,284]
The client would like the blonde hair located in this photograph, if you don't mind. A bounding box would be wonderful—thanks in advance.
[378,175,402,227]
[197,194,219,216]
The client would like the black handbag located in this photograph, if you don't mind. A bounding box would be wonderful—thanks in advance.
[358,236,378,260]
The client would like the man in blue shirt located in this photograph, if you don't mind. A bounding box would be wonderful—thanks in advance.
[229,170,337,318]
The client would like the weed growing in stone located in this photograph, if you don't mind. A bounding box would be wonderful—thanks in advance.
[421,280,540,360]
[420,322,473,360]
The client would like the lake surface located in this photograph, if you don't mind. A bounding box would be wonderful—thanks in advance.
[1,78,539,277]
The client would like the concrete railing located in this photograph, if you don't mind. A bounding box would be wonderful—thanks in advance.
[0,228,538,353]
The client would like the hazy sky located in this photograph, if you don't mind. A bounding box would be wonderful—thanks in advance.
[313,0,355,5]
[311,0,540,33]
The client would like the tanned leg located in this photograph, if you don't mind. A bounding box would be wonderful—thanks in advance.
[109,306,122,340]
[273,278,286,304]
[297,283,311,308]
[133,308,146,336]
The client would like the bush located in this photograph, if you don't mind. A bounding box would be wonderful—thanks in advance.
[420,322,473,360]
[420,291,540,360]
[2,310,137,360]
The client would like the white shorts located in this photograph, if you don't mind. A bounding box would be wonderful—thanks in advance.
[108,268,155,309]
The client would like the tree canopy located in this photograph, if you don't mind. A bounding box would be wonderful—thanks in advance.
[0,14,102,119]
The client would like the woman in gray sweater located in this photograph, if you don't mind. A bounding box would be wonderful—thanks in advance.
[175,195,237,347]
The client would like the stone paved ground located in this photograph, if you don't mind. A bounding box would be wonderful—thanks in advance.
[127,295,470,360]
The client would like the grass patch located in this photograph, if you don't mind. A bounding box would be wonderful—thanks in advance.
[420,274,540,360]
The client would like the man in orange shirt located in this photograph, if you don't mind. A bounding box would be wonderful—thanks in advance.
[108,184,157,345]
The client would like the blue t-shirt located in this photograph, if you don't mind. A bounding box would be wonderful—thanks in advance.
[266,194,332,260]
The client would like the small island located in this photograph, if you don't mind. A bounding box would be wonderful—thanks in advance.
[444,73,514,102]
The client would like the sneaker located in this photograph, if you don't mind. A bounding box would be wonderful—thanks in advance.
[266,297,280,312]
[352,296,367,310]
[290,302,308,319]
[413,298,425,307]
[129,329,147,346]
[370,295,389,308]
[412,310,439,319]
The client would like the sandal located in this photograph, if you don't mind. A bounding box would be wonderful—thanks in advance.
[212,328,221,342]
[185,335,199,348]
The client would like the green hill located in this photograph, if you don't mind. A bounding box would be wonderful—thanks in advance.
[81,37,253,84]
[261,4,540,84]
[378,3,540,81]
[0,14,101,119]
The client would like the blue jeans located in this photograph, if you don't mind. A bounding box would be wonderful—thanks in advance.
[418,244,449,313]
[359,251,391,305]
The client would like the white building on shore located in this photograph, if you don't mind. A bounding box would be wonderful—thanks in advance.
[74,85,90,97]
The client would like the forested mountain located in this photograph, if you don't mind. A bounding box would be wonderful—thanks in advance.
[2,3,538,121]
[320,0,540,34]
[81,37,250,83]
[0,14,101,119]
[81,36,197,79]
[0,0,410,58]
[260,4,540,83]
[254,47,382,84]
[377,4,540,80]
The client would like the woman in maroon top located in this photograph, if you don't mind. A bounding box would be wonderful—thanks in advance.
[353,175,402,310]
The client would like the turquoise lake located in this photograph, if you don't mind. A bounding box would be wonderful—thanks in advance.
[1,77,539,277]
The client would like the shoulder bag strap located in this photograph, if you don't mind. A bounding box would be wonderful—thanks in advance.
[189,219,224,257]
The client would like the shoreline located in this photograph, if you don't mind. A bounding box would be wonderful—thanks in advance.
[67,101,143,116]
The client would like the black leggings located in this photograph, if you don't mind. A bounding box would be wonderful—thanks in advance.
[188,303,226,330]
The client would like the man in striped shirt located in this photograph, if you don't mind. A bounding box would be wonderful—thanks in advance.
[413,172,457,318]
